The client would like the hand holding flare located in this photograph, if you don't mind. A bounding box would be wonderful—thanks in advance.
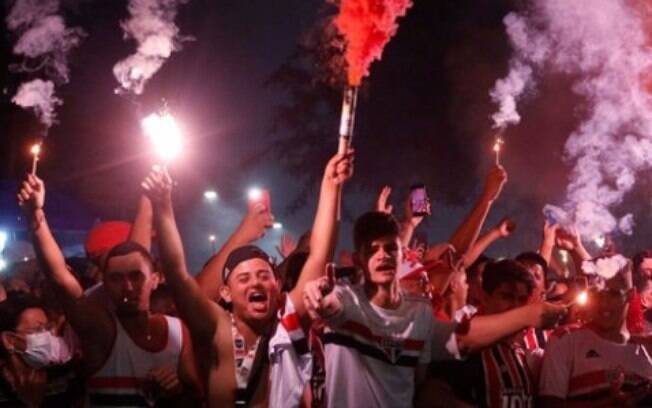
[30,143,42,176]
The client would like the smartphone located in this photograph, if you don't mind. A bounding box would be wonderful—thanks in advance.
[542,207,557,225]
[410,184,430,217]
[248,189,271,213]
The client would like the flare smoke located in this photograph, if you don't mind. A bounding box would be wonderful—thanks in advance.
[6,0,85,128]
[113,0,191,95]
[496,0,652,239]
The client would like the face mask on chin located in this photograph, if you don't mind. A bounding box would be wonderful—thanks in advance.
[18,331,73,369]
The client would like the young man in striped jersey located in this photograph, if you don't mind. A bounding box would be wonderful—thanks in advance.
[539,256,652,407]
[429,259,540,408]
[304,214,567,408]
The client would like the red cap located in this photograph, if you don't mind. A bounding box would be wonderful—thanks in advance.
[85,221,132,259]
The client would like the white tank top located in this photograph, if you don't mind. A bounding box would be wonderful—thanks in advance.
[87,315,183,407]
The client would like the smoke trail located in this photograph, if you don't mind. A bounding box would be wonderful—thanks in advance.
[497,0,652,239]
[333,0,413,86]
[113,0,191,95]
[6,0,85,128]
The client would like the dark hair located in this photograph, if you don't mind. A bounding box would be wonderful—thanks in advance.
[278,251,309,292]
[515,251,548,272]
[467,254,492,280]
[353,212,400,252]
[102,241,154,274]
[633,250,652,278]
[482,259,535,296]
[0,292,45,332]
[635,275,652,293]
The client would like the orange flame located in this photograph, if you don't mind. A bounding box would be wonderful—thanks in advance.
[335,0,413,86]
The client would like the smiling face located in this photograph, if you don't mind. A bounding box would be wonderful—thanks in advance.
[221,258,279,322]
[359,235,402,287]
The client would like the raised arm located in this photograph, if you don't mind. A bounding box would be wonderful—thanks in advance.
[462,217,514,268]
[18,175,113,362]
[18,175,82,298]
[195,203,273,300]
[555,227,592,274]
[128,194,153,250]
[142,169,221,341]
[448,165,507,255]
[290,151,354,318]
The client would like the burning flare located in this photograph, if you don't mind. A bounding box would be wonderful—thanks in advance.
[141,111,183,163]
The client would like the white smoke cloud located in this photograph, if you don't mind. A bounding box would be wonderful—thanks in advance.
[113,0,191,95]
[6,0,85,127]
[12,79,62,128]
[498,0,652,239]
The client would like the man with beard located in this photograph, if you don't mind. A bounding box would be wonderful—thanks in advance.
[141,150,354,407]
[17,174,202,406]
[539,255,652,407]
[304,212,567,408]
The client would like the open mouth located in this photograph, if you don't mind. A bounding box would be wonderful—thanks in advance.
[378,264,396,272]
[248,292,268,304]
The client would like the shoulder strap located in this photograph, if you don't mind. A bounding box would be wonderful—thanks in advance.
[235,333,270,407]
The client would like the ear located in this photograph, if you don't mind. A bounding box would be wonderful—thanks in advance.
[219,285,232,304]
[1,332,17,353]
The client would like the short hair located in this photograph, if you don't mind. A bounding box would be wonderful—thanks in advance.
[515,251,548,272]
[0,292,44,332]
[482,259,535,296]
[633,250,652,277]
[102,241,154,274]
[634,275,651,293]
[467,254,492,280]
[353,212,400,252]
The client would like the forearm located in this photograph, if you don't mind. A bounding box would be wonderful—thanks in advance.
[457,305,532,353]
[448,197,493,255]
[195,218,255,299]
[128,195,153,250]
[462,228,501,268]
[539,239,556,266]
[30,209,83,298]
[291,179,339,316]
[154,203,217,339]
[400,221,416,248]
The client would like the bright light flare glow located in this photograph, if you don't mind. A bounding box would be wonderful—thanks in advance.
[30,144,41,156]
[559,250,569,264]
[0,231,7,253]
[204,190,218,201]
[272,222,283,230]
[141,112,183,162]
[576,290,588,306]
[248,187,262,201]
[0,258,6,271]
[208,234,216,242]
[493,138,503,152]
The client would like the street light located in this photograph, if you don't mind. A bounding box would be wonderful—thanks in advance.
[204,190,218,201]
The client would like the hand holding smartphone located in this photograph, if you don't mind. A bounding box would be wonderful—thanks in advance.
[409,184,430,217]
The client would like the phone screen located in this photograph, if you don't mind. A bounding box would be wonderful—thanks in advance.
[410,184,429,216]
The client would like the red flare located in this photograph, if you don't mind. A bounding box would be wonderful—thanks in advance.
[335,0,413,86]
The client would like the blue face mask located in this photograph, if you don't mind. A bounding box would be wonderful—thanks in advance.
[19,331,72,369]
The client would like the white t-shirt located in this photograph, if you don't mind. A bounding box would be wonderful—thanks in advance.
[323,283,458,408]
[539,325,652,400]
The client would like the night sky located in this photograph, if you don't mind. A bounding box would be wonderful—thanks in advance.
[2,1,651,271]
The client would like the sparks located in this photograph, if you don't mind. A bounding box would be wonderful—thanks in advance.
[141,111,183,163]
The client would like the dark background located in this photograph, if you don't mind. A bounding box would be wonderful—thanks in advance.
[2,0,651,271]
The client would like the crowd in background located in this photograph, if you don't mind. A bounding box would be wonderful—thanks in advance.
[0,149,651,407]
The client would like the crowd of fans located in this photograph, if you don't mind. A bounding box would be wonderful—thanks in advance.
[1,150,651,407]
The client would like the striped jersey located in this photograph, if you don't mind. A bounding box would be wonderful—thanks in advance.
[431,341,537,408]
[322,283,458,408]
[268,294,312,408]
[87,315,183,407]
[539,325,652,401]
